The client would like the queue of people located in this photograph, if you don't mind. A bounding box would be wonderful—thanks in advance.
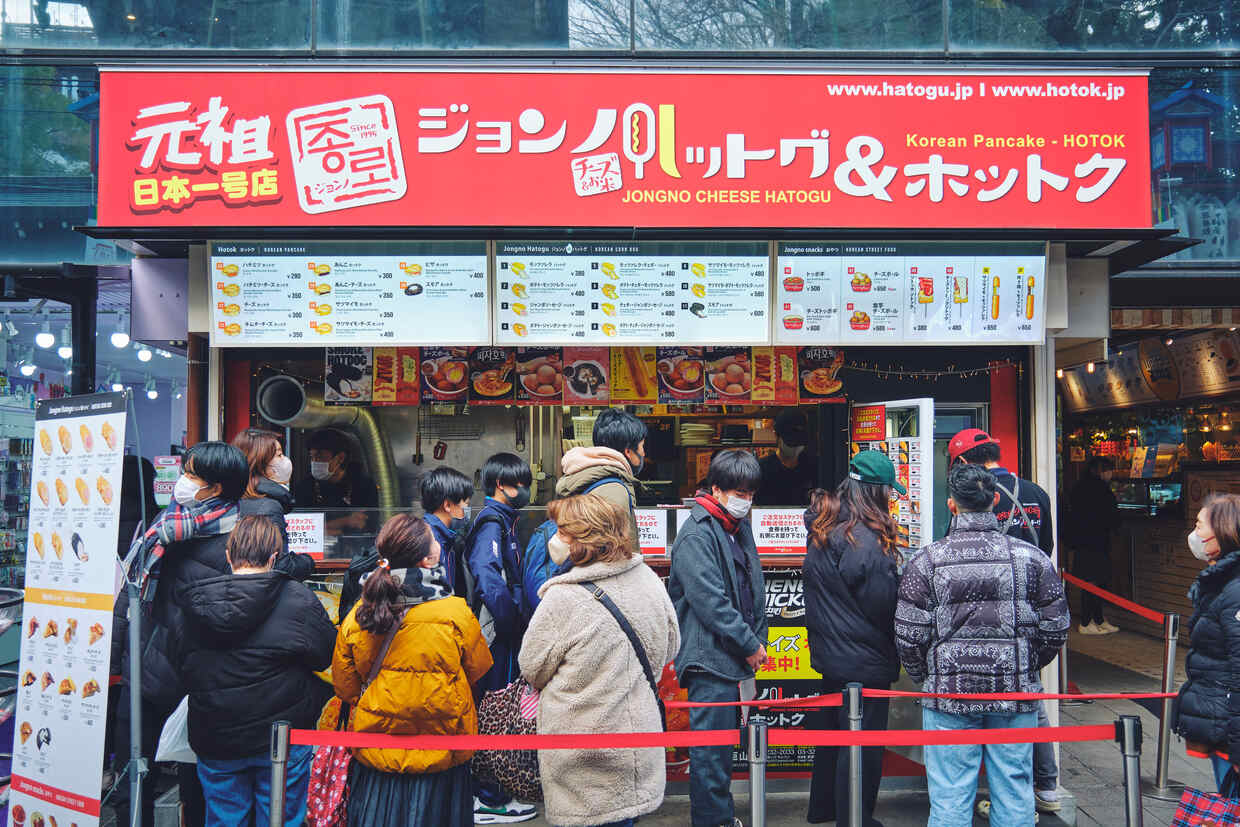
[106,415,1240,827]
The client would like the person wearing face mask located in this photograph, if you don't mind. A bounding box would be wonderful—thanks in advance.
[464,452,539,825]
[555,408,646,554]
[755,409,819,507]
[1067,456,1122,635]
[668,449,767,827]
[1173,493,1240,792]
[232,428,313,582]
[112,441,251,827]
[293,429,379,540]
[421,467,476,593]
[520,494,680,827]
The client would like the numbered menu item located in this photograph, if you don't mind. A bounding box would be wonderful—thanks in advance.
[495,241,769,345]
[208,241,489,346]
[12,392,127,827]
[776,243,1047,345]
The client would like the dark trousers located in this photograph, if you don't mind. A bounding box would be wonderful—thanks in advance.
[112,685,205,827]
[1076,549,1111,626]
[808,681,890,827]
[683,669,740,827]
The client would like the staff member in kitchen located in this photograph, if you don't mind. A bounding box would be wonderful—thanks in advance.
[755,409,819,507]
[294,429,379,556]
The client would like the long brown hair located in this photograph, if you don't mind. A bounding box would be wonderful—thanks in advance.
[1204,493,1240,556]
[231,428,282,499]
[809,478,901,560]
[356,514,433,635]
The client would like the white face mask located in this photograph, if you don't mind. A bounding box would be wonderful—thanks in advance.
[547,533,572,566]
[173,475,204,507]
[267,455,293,485]
[1189,530,1216,562]
[725,494,753,519]
[310,460,332,481]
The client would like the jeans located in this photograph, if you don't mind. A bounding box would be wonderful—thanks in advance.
[1213,755,1233,792]
[923,707,1037,827]
[683,669,740,827]
[197,744,313,827]
[808,681,890,826]
[1034,701,1058,790]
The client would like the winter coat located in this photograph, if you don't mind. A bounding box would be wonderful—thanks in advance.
[667,502,768,682]
[172,570,336,760]
[555,447,640,553]
[238,478,314,581]
[333,591,492,775]
[520,554,680,827]
[1175,549,1240,756]
[803,507,901,687]
[1068,474,1120,557]
[465,498,524,692]
[894,510,1070,714]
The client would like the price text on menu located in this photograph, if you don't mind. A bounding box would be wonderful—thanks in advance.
[208,241,489,347]
[494,241,770,346]
[776,242,1047,345]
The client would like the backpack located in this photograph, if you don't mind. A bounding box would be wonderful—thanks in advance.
[459,510,521,644]
[521,476,633,619]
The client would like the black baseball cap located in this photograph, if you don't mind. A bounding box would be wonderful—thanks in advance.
[774,409,809,447]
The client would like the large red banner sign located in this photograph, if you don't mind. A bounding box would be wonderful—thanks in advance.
[98,68,1151,230]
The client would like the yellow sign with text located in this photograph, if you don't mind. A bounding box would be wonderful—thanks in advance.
[756,626,822,681]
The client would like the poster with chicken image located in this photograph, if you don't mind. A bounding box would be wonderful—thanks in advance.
[13,392,127,827]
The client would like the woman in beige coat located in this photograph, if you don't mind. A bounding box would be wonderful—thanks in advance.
[519,494,680,827]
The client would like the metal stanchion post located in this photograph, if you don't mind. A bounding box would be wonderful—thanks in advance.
[846,682,863,827]
[269,721,290,827]
[1117,715,1145,827]
[1143,612,1184,801]
[747,716,768,827]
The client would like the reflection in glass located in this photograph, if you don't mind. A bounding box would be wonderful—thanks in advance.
[317,0,573,48]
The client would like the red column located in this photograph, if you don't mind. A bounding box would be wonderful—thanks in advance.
[989,361,1022,475]
[223,358,252,444]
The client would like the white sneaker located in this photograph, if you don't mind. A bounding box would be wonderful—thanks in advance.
[1079,622,1106,635]
[1098,620,1120,633]
[1035,787,1063,813]
[473,797,537,824]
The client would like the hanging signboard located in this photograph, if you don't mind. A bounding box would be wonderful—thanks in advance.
[100,68,1150,230]
[494,241,769,346]
[776,242,1048,345]
[207,241,489,347]
[10,392,128,827]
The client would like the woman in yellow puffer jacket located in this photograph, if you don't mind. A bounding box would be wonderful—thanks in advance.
[334,513,492,826]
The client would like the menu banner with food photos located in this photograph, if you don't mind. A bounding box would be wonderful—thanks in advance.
[494,241,769,346]
[208,241,489,347]
[563,347,611,405]
[325,347,373,404]
[776,242,1047,345]
[100,68,1150,231]
[11,392,128,827]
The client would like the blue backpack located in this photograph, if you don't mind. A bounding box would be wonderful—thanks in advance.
[521,477,633,618]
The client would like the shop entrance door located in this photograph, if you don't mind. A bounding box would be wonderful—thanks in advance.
[849,398,934,553]
[932,405,989,541]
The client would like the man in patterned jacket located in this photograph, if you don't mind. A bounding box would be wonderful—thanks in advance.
[895,463,1070,826]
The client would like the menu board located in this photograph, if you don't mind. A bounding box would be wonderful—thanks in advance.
[776,242,1047,345]
[208,241,489,346]
[11,393,127,827]
[494,241,769,345]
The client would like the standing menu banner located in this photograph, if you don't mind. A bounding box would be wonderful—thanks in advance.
[11,393,127,827]
[208,241,489,346]
[776,242,1047,345]
[495,241,769,346]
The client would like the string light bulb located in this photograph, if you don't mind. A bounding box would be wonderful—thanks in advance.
[1086,362,1096,373]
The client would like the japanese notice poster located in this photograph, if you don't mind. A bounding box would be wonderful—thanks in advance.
[635,510,669,556]
[100,70,1150,231]
[208,241,489,347]
[285,512,326,559]
[494,241,769,345]
[776,243,1048,345]
[751,509,809,555]
[11,393,128,827]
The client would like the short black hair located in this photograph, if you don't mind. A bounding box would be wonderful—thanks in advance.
[307,429,352,458]
[1087,456,1114,476]
[949,463,997,513]
[592,408,648,454]
[482,452,532,496]
[420,467,475,513]
[184,441,249,503]
[958,441,1001,466]
[707,449,763,495]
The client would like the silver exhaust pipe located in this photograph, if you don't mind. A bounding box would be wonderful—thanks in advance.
[256,375,400,513]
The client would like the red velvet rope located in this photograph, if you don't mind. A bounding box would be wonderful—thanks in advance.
[864,688,1174,701]
[1061,572,1165,624]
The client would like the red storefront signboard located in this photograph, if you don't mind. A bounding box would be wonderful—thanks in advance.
[98,68,1150,230]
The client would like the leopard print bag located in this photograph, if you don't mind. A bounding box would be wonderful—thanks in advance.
[471,677,542,802]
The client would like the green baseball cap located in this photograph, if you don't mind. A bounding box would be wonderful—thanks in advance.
[849,450,907,496]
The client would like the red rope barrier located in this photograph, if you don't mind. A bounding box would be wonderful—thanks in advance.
[863,688,1175,702]
[1062,572,1165,625]
[767,724,1116,747]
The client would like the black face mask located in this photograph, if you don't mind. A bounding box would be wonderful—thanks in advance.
[628,450,645,476]
[448,517,468,533]
[507,485,532,510]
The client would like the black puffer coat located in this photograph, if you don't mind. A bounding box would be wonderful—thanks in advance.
[803,507,901,687]
[239,478,313,581]
[172,570,336,760]
[1175,549,1240,756]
